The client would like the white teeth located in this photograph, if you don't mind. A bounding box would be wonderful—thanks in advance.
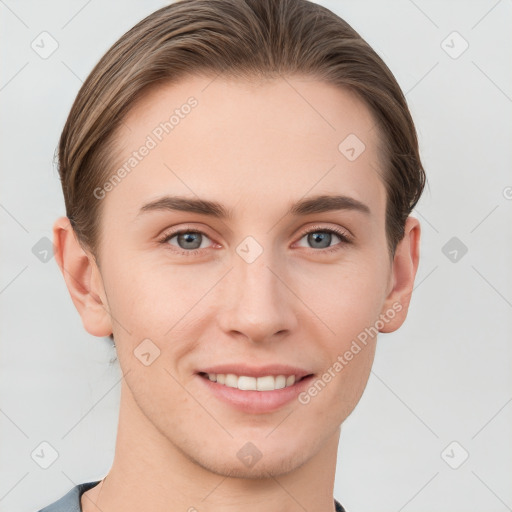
[205,373,298,391]
[238,376,257,390]
[225,373,238,388]
[260,375,284,390]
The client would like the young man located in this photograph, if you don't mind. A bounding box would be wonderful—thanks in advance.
[39,0,424,510]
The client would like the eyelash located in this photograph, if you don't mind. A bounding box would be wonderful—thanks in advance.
[158,225,352,257]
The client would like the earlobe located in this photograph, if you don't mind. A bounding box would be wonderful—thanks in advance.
[52,216,113,337]
[379,216,421,333]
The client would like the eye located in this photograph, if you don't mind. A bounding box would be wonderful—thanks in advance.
[295,225,351,253]
[159,228,215,256]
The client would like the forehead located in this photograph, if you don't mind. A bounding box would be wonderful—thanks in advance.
[105,74,386,224]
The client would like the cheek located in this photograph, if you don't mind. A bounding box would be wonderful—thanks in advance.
[300,259,386,422]
[305,340,377,429]
[292,255,388,341]
[103,257,221,376]
[104,256,206,333]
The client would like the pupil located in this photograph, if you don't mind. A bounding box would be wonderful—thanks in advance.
[180,232,201,249]
[310,232,330,248]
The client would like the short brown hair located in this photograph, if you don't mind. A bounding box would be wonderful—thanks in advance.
[58,0,425,261]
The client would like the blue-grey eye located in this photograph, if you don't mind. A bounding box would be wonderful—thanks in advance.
[307,232,334,249]
[166,231,211,251]
[296,228,345,250]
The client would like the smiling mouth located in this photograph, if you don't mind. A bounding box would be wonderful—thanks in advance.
[197,371,313,391]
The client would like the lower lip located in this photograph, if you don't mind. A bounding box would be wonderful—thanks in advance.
[196,373,315,414]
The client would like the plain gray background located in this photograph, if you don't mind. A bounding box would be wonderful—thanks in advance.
[1,1,511,511]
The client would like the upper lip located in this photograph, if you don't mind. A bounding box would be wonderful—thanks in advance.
[197,364,313,380]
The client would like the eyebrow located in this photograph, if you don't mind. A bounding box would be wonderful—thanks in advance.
[138,193,371,219]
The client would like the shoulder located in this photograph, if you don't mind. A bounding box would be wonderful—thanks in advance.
[36,481,101,512]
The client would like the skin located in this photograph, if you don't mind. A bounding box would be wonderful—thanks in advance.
[53,74,420,512]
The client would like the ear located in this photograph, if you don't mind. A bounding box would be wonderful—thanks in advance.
[53,216,113,337]
[379,216,421,333]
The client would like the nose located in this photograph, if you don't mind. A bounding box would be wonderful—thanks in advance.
[215,246,299,344]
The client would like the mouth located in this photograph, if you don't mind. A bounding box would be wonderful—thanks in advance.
[195,370,316,414]
[197,371,314,391]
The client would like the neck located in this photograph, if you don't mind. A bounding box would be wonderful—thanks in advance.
[82,380,341,512]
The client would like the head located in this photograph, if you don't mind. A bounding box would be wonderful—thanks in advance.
[54,0,424,478]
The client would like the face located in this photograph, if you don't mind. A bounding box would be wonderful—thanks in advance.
[83,75,403,477]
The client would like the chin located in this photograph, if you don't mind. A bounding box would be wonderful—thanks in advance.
[200,449,310,480]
